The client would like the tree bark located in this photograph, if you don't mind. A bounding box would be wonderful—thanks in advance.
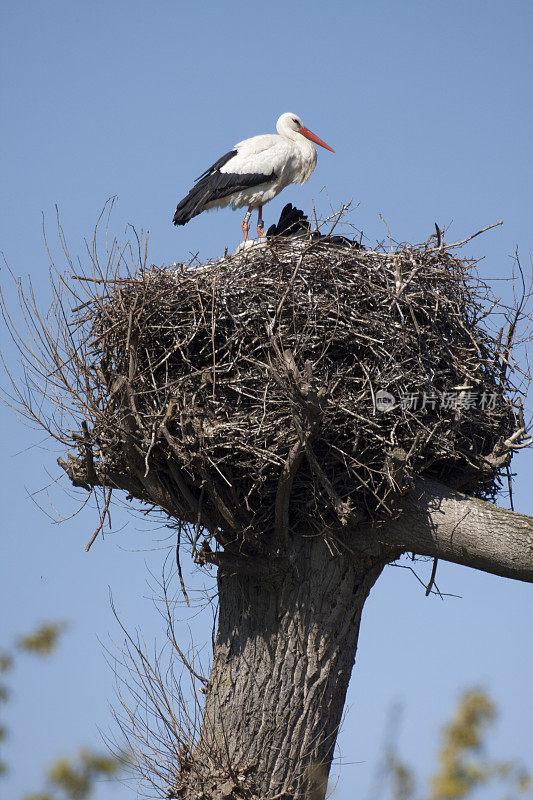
[173,480,533,799]
[187,536,389,800]
[379,479,533,583]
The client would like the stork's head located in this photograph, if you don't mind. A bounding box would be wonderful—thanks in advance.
[277,112,335,153]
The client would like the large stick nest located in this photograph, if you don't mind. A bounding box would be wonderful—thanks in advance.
[51,229,528,557]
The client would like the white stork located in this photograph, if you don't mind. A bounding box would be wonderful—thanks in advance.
[173,112,335,241]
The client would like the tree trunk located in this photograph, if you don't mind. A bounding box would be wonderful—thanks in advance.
[177,478,533,799]
[190,536,388,800]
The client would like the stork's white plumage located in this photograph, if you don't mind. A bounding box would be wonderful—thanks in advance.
[173,112,334,240]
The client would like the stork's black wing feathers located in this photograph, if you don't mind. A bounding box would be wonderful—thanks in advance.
[173,149,276,227]
[266,203,366,250]
[266,203,310,237]
[195,150,238,181]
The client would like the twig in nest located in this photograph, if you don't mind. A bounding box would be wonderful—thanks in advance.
[274,437,306,547]
[176,525,190,606]
[506,465,514,512]
[144,422,157,477]
[425,557,438,596]
[85,488,112,552]
[211,275,217,399]
[484,426,532,470]
[500,252,528,384]
[304,441,363,526]
[81,420,97,484]
[430,220,503,251]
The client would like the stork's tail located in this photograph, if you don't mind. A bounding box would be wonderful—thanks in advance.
[173,186,206,226]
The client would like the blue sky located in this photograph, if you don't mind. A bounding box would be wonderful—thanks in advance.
[1,1,532,798]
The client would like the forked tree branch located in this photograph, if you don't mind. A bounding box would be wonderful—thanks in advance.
[378,479,533,583]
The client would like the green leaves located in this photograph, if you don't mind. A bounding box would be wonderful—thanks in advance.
[383,689,532,800]
[2,620,126,797]
[22,749,124,800]
[16,623,67,658]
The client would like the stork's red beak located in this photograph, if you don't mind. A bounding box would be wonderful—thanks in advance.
[299,127,335,153]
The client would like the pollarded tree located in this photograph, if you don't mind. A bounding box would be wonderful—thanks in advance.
[2,205,532,799]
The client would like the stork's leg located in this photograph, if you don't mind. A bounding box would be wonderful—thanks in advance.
[257,205,264,238]
[241,205,252,241]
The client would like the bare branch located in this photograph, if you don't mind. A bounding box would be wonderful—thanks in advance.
[379,478,533,583]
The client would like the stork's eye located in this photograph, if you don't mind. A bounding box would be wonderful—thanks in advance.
[292,118,300,126]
